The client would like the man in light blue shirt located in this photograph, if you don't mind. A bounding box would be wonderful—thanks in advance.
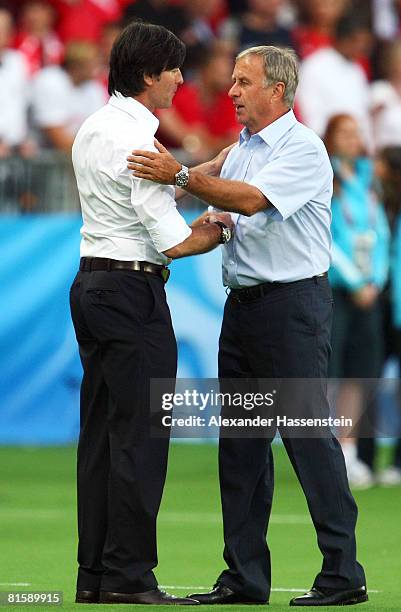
[129,45,367,608]
[219,107,332,287]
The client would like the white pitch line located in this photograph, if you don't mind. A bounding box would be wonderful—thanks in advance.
[161,586,380,594]
[271,588,380,594]
[0,583,379,594]
[161,587,212,591]
[0,583,31,587]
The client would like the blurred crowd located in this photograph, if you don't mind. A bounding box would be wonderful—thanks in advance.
[0,0,401,160]
[1,0,401,489]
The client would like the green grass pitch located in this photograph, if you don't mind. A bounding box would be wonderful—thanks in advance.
[0,443,400,611]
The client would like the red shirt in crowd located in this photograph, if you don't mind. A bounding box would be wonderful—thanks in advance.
[14,30,64,76]
[171,82,240,140]
[292,26,332,59]
[48,0,126,43]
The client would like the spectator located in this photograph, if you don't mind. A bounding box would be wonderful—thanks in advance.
[182,0,222,41]
[97,20,122,95]
[370,40,401,150]
[122,0,190,38]
[0,8,31,157]
[372,0,401,40]
[297,12,373,148]
[219,0,292,51]
[14,1,64,76]
[292,0,349,59]
[0,1,19,19]
[225,0,295,22]
[157,43,240,161]
[174,0,226,70]
[374,146,401,486]
[180,0,221,65]
[122,0,214,70]
[325,114,390,488]
[226,0,246,14]
[30,40,106,152]
[49,0,122,43]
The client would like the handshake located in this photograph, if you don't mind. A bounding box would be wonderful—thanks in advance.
[191,211,235,245]
[193,211,235,232]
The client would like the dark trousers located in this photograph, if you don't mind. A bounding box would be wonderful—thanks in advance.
[358,295,401,469]
[329,288,384,378]
[216,277,366,601]
[69,269,177,593]
[329,289,384,468]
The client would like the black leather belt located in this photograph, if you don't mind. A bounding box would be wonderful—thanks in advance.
[229,272,328,303]
[79,257,170,283]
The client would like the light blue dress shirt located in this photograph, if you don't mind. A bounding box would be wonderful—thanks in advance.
[218,109,333,287]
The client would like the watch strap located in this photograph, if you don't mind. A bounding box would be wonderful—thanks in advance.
[213,221,229,244]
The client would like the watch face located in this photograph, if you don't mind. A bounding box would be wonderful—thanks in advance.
[222,227,231,243]
[175,167,189,187]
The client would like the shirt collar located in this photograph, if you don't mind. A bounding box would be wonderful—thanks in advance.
[108,92,159,135]
[239,109,297,147]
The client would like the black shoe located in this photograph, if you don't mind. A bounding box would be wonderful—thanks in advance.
[290,586,368,606]
[188,584,268,605]
[75,590,99,603]
[99,588,199,605]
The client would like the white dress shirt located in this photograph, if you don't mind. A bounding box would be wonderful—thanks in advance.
[297,47,372,149]
[370,80,401,148]
[0,50,29,146]
[72,94,192,264]
[218,110,333,287]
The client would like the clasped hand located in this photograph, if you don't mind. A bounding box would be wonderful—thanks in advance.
[191,211,234,231]
[127,140,181,184]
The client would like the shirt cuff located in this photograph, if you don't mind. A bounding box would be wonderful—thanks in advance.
[148,206,192,253]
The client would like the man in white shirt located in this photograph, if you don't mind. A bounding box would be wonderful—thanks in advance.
[296,13,373,149]
[370,39,401,149]
[70,21,233,606]
[31,41,106,152]
[0,9,30,156]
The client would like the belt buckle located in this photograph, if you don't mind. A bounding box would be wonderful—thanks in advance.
[161,267,170,283]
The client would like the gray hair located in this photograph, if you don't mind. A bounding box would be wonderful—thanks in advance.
[236,46,299,108]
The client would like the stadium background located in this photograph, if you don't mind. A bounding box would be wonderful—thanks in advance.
[1,1,401,610]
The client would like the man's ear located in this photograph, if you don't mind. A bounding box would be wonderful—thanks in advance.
[271,82,285,103]
[143,73,153,87]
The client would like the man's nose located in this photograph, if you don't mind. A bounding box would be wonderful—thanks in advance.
[228,83,239,98]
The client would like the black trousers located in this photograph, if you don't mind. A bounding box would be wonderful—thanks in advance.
[358,293,401,469]
[69,269,177,593]
[216,276,366,602]
[329,288,384,378]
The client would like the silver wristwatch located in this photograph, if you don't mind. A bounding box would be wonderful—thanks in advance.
[174,164,190,187]
[213,221,232,244]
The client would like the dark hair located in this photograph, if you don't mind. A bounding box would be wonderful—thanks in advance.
[335,12,370,40]
[108,21,186,97]
[323,113,364,156]
[323,113,365,196]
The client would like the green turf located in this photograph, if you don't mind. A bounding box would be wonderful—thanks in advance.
[0,443,400,611]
